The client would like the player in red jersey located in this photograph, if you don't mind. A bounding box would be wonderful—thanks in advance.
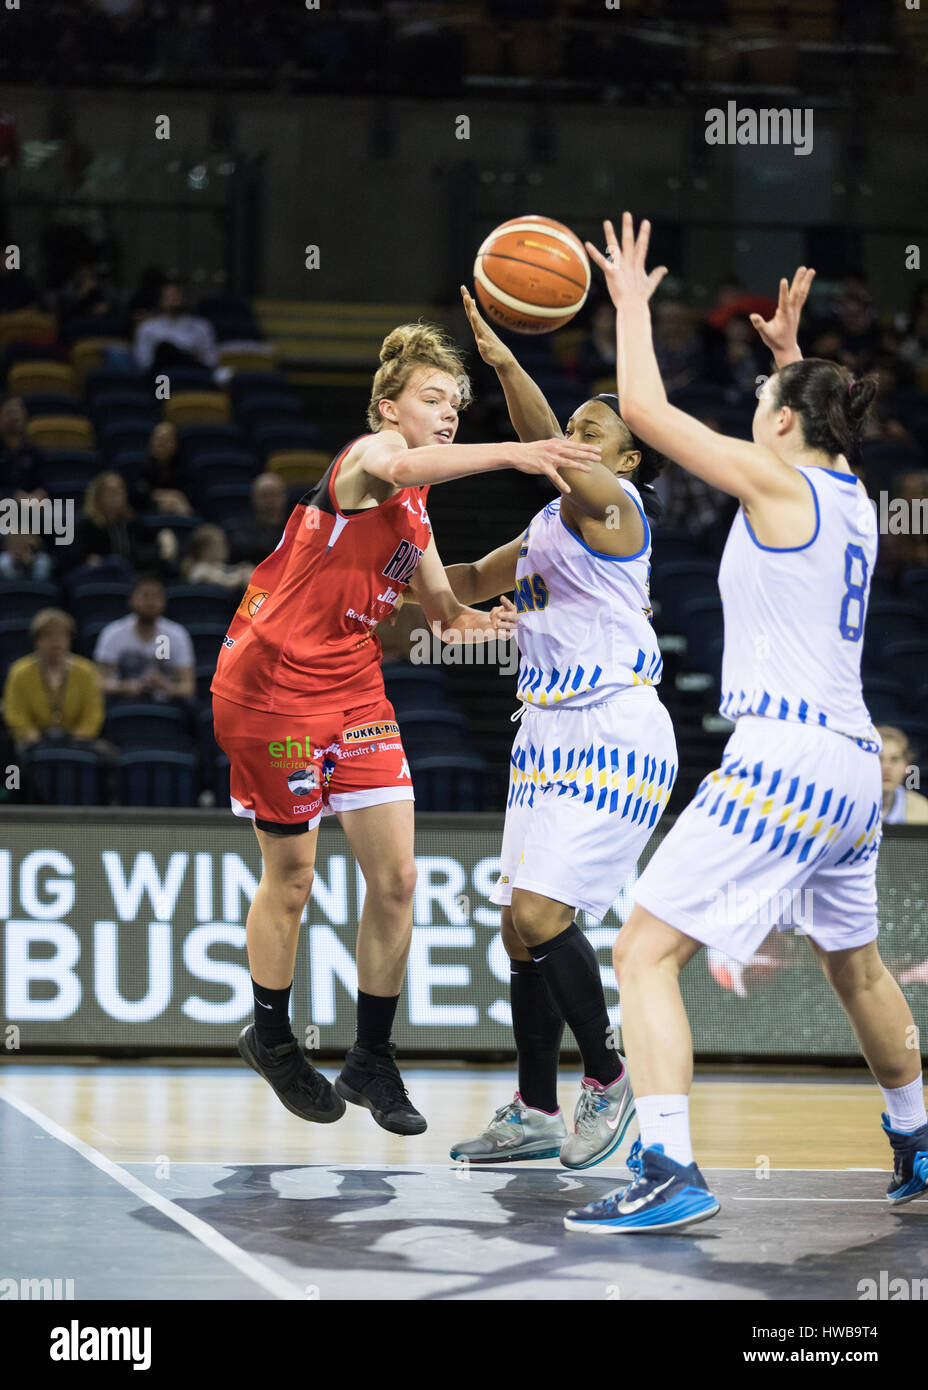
[211,322,599,1134]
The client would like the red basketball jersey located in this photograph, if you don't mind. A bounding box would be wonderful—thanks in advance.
[211,436,431,714]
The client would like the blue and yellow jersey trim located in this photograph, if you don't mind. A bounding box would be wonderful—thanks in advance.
[507,737,677,827]
[720,687,880,755]
[692,752,881,867]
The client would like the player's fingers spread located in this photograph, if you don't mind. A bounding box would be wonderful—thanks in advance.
[585,240,608,271]
[637,218,652,265]
[648,265,668,294]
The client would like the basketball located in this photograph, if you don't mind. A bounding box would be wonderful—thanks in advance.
[472,214,591,335]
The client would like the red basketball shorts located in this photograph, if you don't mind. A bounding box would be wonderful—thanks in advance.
[212,693,414,834]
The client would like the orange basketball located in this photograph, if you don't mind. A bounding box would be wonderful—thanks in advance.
[473,215,590,335]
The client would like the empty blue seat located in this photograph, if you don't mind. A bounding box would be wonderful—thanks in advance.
[156,364,215,393]
[0,618,34,671]
[900,569,928,616]
[882,638,928,692]
[99,420,153,460]
[650,529,714,565]
[116,749,199,806]
[679,597,724,666]
[189,457,260,505]
[200,483,254,525]
[383,663,447,709]
[179,424,244,460]
[84,366,147,397]
[22,392,81,416]
[651,562,719,632]
[43,449,104,491]
[409,753,488,812]
[165,583,238,628]
[104,702,194,749]
[864,600,925,657]
[252,422,320,458]
[186,622,228,668]
[25,745,104,806]
[229,371,291,406]
[399,707,471,755]
[71,580,132,630]
[0,579,62,618]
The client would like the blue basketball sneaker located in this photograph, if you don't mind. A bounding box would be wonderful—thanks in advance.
[563,1142,719,1233]
[882,1114,928,1205]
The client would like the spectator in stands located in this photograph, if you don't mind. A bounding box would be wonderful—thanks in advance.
[0,265,41,314]
[181,523,251,588]
[93,572,195,702]
[0,395,47,500]
[226,471,288,565]
[574,300,617,391]
[3,607,103,752]
[65,471,178,574]
[653,414,737,551]
[878,726,928,824]
[704,314,763,397]
[130,421,194,516]
[126,263,168,324]
[705,274,777,336]
[831,283,881,373]
[899,282,928,377]
[57,260,121,333]
[133,277,218,374]
[0,531,53,581]
[652,300,704,393]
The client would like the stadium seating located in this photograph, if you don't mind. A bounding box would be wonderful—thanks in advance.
[0,579,62,618]
[164,583,238,627]
[409,752,489,812]
[104,702,194,750]
[25,745,105,806]
[116,749,198,806]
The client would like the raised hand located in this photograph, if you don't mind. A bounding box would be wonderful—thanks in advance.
[749,266,815,363]
[585,214,668,310]
[512,436,599,495]
[460,285,514,370]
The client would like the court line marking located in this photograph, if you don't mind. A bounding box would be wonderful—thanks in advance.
[732,1197,914,1205]
[0,1088,309,1301]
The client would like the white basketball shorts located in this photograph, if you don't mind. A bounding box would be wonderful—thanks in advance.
[633,715,882,963]
[489,685,677,921]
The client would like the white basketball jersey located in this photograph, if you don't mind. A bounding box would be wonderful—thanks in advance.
[718,466,879,750]
[514,482,662,710]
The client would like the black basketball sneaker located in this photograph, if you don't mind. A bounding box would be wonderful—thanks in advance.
[237,1025,346,1123]
[335,1041,427,1135]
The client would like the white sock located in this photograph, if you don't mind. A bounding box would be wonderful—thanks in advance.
[635,1094,694,1166]
[880,1077,927,1133]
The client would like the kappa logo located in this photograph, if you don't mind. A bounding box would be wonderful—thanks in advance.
[342,720,400,744]
[401,495,430,528]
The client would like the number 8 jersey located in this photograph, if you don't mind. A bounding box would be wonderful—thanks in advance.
[717,466,880,752]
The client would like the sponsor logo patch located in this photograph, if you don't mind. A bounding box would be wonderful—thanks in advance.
[342,720,400,744]
[287,767,318,795]
[239,584,269,618]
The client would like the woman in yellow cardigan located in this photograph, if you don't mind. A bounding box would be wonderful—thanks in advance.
[3,607,104,750]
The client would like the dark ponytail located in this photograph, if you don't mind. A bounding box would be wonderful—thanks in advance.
[626,425,665,522]
[773,358,878,460]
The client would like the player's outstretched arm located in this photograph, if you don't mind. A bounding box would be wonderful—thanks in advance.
[440,531,524,607]
[406,535,518,643]
[356,426,598,495]
[586,213,804,509]
[460,286,563,442]
[750,267,814,369]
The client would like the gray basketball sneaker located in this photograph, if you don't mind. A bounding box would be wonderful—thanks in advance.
[450,1092,567,1164]
[560,1068,636,1169]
